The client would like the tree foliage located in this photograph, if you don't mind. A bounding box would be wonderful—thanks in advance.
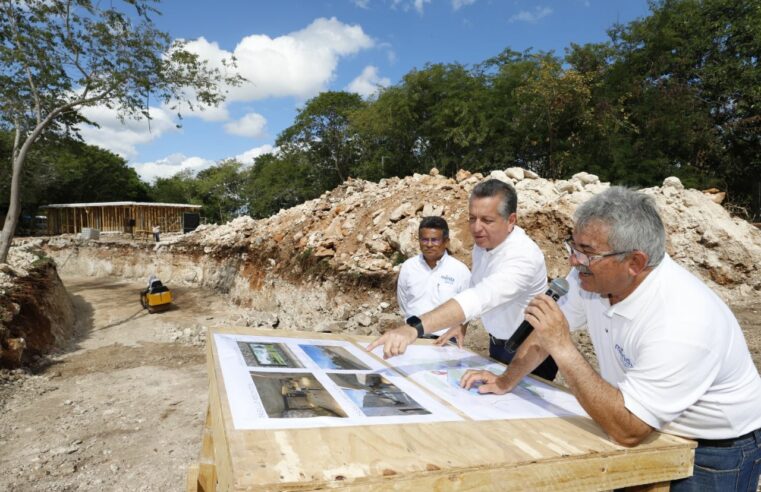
[276,91,366,191]
[4,0,758,231]
[0,0,240,261]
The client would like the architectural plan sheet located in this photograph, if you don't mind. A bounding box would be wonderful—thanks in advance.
[367,344,589,420]
[213,333,461,429]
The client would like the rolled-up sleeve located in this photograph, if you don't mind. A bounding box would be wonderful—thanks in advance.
[454,249,542,321]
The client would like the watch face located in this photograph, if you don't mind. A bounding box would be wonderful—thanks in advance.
[406,316,422,326]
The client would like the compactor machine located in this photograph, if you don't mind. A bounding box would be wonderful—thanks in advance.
[140,276,172,313]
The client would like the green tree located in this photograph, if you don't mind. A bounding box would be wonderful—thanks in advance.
[350,85,423,180]
[606,0,761,211]
[276,91,366,191]
[0,0,242,262]
[243,153,318,219]
[150,170,198,205]
[352,63,491,179]
[0,132,150,216]
[43,138,150,203]
[195,160,244,224]
[510,55,594,179]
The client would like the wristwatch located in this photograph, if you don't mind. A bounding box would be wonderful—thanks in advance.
[405,316,425,338]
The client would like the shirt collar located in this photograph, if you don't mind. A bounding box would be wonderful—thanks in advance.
[605,254,669,319]
[418,250,448,270]
[486,225,523,256]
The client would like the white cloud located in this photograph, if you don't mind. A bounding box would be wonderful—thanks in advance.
[77,105,178,159]
[234,144,278,165]
[131,153,215,183]
[224,112,268,138]
[352,0,370,8]
[452,0,476,10]
[181,17,374,108]
[390,0,430,14]
[413,0,431,14]
[508,6,553,23]
[346,66,391,98]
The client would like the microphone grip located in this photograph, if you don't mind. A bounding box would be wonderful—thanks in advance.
[505,320,534,352]
[504,285,563,352]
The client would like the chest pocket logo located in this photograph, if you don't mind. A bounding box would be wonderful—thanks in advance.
[615,344,634,369]
[440,275,455,285]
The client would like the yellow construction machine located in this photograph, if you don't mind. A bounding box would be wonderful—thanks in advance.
[140,276,173,313]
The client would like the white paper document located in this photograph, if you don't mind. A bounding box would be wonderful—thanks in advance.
[368,344,589,420]
[214,334,462,429]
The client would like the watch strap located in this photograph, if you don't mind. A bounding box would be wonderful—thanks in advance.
[406,316,425,338]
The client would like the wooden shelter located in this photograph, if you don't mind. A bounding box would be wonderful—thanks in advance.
[42,201,202,235]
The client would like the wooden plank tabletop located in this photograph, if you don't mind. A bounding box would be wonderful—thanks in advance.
[205,326,695,491]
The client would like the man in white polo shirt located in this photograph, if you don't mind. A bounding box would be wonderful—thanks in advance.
[369,179,559,381]
[462,187,761,490]
[397,216,471,338]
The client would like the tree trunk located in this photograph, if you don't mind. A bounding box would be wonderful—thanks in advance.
[0,154,25,263]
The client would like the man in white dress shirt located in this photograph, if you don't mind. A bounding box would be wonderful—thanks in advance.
[396,216,471,338]
[369,179,558,381]
[461,187,761,491]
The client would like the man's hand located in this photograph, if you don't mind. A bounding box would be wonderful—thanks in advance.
[460,369,513,395]
[366,325,418,359]
[434,324,467,348]
[523,293,573,356]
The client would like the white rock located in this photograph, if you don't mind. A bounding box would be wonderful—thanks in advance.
[663,176,684,190]
[505,167,525,181]
[572,172,600,185]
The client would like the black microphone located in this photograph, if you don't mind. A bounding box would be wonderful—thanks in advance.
[504,278,570,352]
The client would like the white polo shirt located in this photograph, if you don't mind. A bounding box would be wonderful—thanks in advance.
[397,252,471,336]
[559,255,761,439]
[453,226,547,340]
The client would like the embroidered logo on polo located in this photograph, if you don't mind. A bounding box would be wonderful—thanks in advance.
[440,275,456,285]
[615,344,633,369]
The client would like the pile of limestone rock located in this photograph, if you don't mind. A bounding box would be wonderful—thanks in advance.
[186,168,761,304]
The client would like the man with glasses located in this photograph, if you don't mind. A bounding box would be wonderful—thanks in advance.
[461,186,761,491]
[396,216,471,339]
[369,179,558,381]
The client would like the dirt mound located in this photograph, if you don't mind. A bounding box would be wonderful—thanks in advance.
[186,168,761,303]
[0,244,75,368]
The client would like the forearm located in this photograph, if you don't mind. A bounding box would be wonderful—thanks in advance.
[496,333,548,391]
[419,299,466,334]
[552,344,652,446]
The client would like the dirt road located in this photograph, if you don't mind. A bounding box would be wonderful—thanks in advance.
[0,276,250,492]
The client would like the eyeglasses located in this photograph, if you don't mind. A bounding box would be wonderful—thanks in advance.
[420,237,444,245]
[563,239,631,267]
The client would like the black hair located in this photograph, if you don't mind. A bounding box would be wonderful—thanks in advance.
[419,216,449,239]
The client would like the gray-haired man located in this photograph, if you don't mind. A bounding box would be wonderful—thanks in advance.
[462,186,761,491]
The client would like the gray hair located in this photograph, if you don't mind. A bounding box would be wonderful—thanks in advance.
[470,179,517,219]
[574,186,666,267]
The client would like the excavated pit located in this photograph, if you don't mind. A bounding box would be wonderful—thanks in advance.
[1,169,761,491]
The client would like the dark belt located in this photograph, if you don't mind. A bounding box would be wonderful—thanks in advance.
[489,334,511,349]
[696,429,759,448]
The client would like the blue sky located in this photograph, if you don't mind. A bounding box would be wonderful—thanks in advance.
[78,0,651,182]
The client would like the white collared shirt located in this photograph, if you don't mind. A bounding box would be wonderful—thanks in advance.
[397,251,471,336]
[560,255,761,439]
[453,226,548,339]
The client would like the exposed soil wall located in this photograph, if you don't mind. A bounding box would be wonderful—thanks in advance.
[38,239,393,337]
[0,252,75,368]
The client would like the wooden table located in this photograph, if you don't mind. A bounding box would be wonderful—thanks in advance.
[187,327,695,491]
